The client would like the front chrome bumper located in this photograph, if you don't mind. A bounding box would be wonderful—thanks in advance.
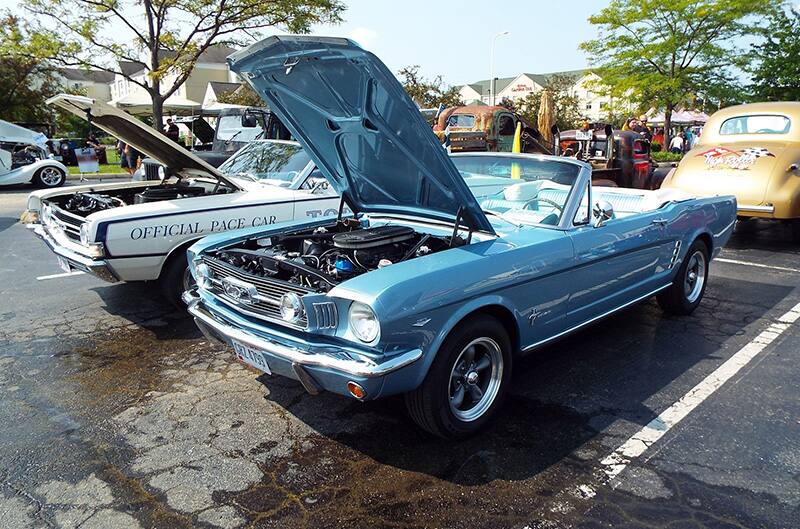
[184,290,422,382]
[29,224,118,282]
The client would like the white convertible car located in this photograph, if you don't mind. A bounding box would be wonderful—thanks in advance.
[1,119,68,188]
[24,95,339,305]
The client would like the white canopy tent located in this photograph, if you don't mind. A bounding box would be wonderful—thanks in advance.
[648,109,709,126]
[109,92,203,116]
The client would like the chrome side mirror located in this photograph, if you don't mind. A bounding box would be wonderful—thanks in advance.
[592,200,614,228]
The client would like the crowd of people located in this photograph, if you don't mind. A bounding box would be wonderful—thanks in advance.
[622,115,701,155]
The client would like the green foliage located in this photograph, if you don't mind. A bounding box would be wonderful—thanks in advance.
[0,12,64,123]
[652,151,683,162]
[514,74,583,131]
[750,7,800,101]
[216,85,265,107]
[397,65,464,109]
[581,0,778,139]
[24,0,345,130]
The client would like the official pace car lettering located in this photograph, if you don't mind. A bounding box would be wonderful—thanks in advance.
[697,146,775,170]
[129,215,279,240]
[306,208,341,218]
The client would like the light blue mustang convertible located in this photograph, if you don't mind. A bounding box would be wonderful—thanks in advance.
[184,36,737,438]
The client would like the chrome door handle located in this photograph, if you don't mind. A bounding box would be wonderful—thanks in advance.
[652,218,669,226]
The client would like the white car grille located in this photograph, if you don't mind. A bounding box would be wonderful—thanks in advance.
[42,204,85,242]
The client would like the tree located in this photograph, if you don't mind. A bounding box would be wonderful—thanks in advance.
[397,65,463,109]
[515,74,583,131]
[750,6,800,101]
[216,85,264,107]
[581,0,778,143]
[0,12,63,124]
[25,0,345,132]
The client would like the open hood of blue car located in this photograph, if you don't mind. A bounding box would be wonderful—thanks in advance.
[228,35,494,234]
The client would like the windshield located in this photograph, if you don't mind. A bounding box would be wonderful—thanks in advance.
[447,114,476,128]
[217,114,265,142]
[219,142,311,186]
[452,155,581,226]
[720,115,790,135]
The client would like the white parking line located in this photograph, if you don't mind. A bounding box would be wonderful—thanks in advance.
[716,257,800,274]
[36,271,85,281]
[600,300,800,482]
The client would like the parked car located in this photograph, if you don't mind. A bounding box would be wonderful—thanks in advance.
[23,94,339,306]
[554,125,661,189]
[183,36,737,438]
[179,107,292,168]
[433,105,550,154]
[662,102,800,240]
[0,119,67,188]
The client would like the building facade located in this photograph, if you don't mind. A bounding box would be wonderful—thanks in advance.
[459,70,629,122]
[109,45,238,106]
[57,68,115,103]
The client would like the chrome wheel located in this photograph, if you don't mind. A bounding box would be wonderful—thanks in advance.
[39,167,63,187]
[684,251,706,303]
[448,337,503,422]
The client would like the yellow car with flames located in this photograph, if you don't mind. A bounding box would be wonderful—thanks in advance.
[663,102,800,240]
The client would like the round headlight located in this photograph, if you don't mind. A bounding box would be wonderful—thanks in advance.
[79,224,90,245]
[280,292,304,323]
[157,165,166,180]
[195,263,212,289]
[348,301,379,343]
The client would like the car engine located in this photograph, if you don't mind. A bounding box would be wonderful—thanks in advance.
[53,182,231,216]
[211,220,457,292]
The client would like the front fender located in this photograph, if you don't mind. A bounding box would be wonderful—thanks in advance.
[378,294,521,397]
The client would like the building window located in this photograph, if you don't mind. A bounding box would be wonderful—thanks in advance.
[600,102,608,110]
[585,103,592,110]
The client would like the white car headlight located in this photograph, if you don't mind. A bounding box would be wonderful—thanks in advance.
[195,263,212,289]
[348,301,379,343]
[80,224,91,245]
[280,292,305,323]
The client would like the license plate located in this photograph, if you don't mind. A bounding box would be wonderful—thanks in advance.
[232,340,272,374]
[57,256,71,273]
[575,130,593,140]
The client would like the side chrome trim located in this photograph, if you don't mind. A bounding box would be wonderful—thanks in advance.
[737,204,774,213]
[186,293,422,378]
[522,283,672,353]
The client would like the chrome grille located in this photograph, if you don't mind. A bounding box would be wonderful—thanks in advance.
[144,161,161,181]
[43,204,84,242]
[313,302,338,329]
[203,256,312,328]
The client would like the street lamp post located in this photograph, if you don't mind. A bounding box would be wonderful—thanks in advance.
[489,30,510,106]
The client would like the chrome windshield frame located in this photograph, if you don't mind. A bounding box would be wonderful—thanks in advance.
[449,152,593,231]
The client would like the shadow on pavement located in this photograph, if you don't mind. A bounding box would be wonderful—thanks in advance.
[91,281,201,340]
[728,218,800,253]
[264,275,793,486]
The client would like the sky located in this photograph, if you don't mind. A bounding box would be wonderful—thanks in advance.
[3,0,613,87]
[311,0,611,85]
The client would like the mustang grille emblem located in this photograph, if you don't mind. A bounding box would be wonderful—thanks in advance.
[221,276,258,305]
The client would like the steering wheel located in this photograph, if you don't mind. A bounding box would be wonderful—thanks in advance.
[523,196,563,213]
[286,170,298,180]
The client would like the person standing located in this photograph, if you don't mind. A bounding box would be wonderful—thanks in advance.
[116,140,129,171]
[124,143,141,175]
[165,119,181,145]
[669,133,684,154]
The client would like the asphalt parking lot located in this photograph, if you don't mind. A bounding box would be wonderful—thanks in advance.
[1,182,798,529]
